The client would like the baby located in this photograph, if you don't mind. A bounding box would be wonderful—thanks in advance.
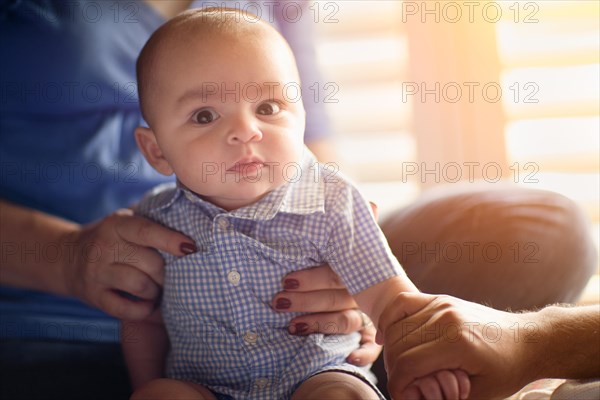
[126,7,470,400]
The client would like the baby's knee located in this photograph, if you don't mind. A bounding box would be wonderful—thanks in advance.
[131,378,167,400]
[309,383,367,400]
[292,372,379,400]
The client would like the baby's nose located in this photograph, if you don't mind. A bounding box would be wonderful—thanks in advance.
[227,117,263,144]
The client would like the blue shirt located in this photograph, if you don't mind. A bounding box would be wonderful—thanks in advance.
[0,0,332,341]
[136,151,397,399]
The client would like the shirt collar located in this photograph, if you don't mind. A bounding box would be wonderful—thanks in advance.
[140,182,183,215]
[277,149,325,216]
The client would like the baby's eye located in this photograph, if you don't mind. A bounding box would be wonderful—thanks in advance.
[256,101,281,116]
[193,108,220,124]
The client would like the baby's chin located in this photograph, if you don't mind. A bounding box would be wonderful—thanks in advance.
[202,191,273,211]
[186,181,278,211]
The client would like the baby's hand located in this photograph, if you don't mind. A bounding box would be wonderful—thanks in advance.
[402,369,470,400]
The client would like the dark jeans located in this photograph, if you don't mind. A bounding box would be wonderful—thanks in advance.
[1,185,596,399]
[0,340,130,400]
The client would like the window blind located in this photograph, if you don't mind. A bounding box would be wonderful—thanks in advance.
[314,1,418,215]
[497,1,599,280]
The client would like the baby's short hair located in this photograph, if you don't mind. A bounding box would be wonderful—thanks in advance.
[136,7,290,125]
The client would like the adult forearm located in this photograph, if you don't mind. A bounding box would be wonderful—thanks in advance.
[0,199,78,296]
[122,312,169,389]
[534,305,600,380]
[1,198,194,320]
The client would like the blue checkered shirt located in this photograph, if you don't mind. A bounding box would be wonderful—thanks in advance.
[136,152,402,399]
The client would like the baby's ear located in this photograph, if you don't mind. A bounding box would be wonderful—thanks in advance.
[135,126,174,176]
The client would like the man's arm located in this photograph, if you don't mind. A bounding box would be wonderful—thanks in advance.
[377,292,600,399]
[535,304,600,380]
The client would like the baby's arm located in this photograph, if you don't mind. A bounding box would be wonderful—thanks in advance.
[354,278,470,400]
[324,181,469,398]
[121,310,169,390]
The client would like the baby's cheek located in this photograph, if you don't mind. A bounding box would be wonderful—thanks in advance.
[179,149,218,179]
[174,159,214,192]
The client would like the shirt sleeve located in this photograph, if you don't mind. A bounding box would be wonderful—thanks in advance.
[324,183,405,295]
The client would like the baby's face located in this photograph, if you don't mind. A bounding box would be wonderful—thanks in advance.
[145,28,305,210]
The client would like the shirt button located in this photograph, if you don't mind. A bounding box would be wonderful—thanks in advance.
[217,218,229,229]
[243,331,258,344]
[255,377,269,389]
[227,270,241,286]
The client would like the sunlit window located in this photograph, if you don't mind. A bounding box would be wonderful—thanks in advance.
[315,1,598,299]
[496,1,599,286]
[315,1,417,216]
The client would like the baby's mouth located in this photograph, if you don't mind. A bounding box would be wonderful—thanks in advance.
[227,158,265,173]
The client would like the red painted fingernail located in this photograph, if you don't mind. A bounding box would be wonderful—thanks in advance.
[276,297,291,309]
[283,279,299,290]
[180,242,196,254]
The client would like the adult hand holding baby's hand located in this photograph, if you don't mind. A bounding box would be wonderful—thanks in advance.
[377,292,538,400]
[63,208,196,320]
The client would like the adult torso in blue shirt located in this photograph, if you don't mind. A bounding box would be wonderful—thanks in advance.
[0,0,330,342]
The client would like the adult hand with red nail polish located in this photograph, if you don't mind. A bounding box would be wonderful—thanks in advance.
[273,264,382,366]
[62,208,196,320]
